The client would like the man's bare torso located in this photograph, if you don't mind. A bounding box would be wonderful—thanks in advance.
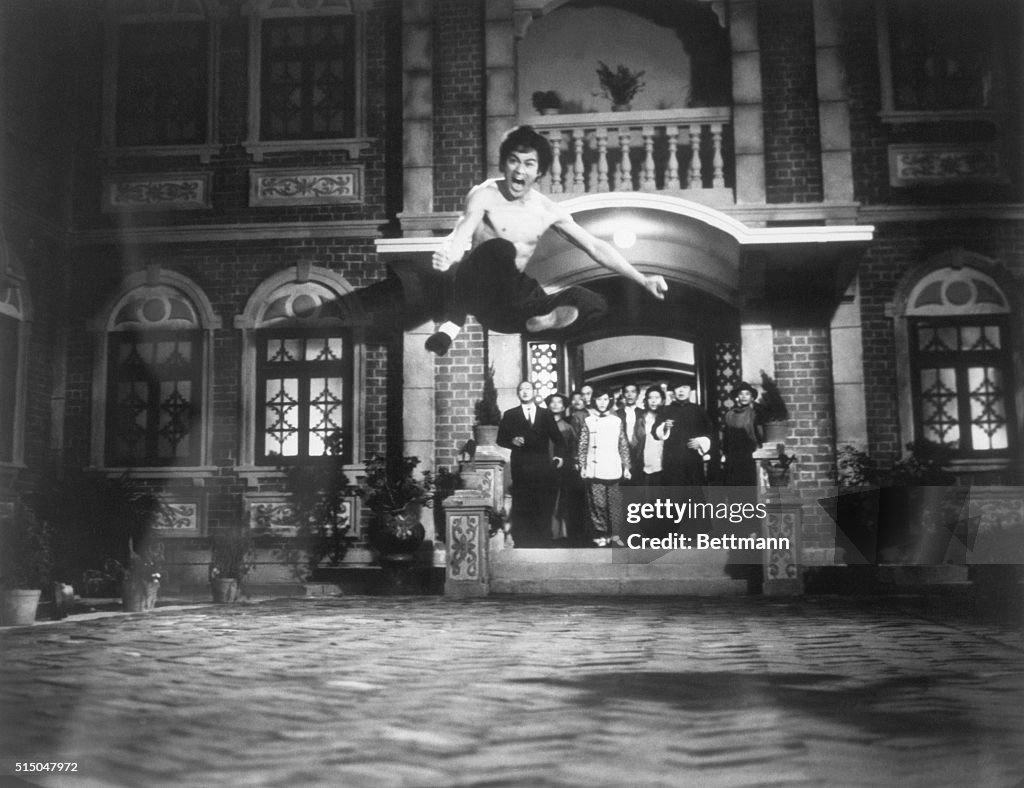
[470,180,563,270]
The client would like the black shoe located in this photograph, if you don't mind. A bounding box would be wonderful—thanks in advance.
[425,332,452,356]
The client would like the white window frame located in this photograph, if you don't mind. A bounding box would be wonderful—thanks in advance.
[890,250,1023,473]
[235,262,368,480]
[242,0,372,161]
[100,0,221,162]
[875,0,1008,126]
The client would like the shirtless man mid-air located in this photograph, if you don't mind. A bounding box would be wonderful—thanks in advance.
[424,125,668,355]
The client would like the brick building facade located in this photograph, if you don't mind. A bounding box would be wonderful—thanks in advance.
[2,0,1021,595]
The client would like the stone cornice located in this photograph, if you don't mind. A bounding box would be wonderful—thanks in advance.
[858,203,1024,224]
[75,219,384,246]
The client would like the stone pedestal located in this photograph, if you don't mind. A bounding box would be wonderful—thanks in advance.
[755,445,802,595]
[444,489,492,597]
[762,501,802,595]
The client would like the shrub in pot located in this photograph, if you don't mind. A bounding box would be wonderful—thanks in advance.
[0,505,52,625]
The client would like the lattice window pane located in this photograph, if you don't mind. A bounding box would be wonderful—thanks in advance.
[116,21,208,146]
[0,315,18,463]
[527,341,560,402]
[308,377,345,456]
[919,367,960,447]
[264,377,300,457]
[257,330,352,464]
[261,17,354,141]
[967,366,1008,451]
[107,332,201,466]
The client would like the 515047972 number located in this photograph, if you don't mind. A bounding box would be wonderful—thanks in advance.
[15,763,79,772]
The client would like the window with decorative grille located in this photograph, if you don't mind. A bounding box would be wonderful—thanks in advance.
[256,329,353,464]
[0,314,17,463]
[115,21,209,146]
[260,17,355,140]
[106,330,203,466]
[910,316,1013,457]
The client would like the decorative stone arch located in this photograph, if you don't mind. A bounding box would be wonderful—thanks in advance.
[87,265,222,473]
[235,262,368,471]
[888,248,1023,469]
[0,226,31,468]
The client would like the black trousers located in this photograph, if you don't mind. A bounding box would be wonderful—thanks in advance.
[357,239,608,335]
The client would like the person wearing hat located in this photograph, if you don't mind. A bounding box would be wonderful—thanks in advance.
[722,382,764,488]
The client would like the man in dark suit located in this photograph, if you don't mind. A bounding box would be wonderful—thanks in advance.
[497,380,565,548]
[653,381,712,486]
[616,382,644,483]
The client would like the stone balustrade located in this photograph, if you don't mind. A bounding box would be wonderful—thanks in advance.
[526,108,733,204]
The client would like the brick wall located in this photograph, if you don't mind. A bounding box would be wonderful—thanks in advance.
[773,326,835,548]
[433,320,486,472]
[759,0,823,204]
[433,0,485,212]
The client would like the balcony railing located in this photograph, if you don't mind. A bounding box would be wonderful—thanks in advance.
[525,108,734,204]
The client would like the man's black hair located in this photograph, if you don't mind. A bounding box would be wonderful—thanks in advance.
[499,125,553,177]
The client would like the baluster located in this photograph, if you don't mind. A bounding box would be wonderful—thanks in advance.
[615,129,633,191]
[595,128,609,192]
[545,130,563,194]
[665,125,680,190]
[688,125,702,189]
[641,126,656,191]
[711,123,725,189]
[572,129,586,193]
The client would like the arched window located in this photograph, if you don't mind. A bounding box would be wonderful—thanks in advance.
[0,229,28,466]
[90,267,220,470]
[237,264,366,468]
[895,252,1019,463]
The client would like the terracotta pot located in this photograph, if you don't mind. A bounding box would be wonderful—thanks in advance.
[0,589,41,626]
[763,421,790,445]
[123,579,159,612]
[211,578,239,603]
[473,425,499,446]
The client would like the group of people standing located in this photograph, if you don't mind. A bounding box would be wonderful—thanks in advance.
[496,378,765,549]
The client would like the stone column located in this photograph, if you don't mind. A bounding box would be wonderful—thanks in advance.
[402,0,434,233]
[729,0,766,205]
[813,0,855,205]
[484,0,517,178]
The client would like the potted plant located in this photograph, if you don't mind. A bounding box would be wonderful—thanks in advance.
[208,530,256,603]
[594,61,645,111]
[531,90,562,115]
[40,470,163,612]
[762,446,797,488]
[0,505,52,625]
[474,364,502,446]
[361,454,435,560]
[279,430,354,581]
[757,371,790,444]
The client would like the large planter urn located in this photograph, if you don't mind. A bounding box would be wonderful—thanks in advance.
[0,589,41,626]
[367,502,427,559]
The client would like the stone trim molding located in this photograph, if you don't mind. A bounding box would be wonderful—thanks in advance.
[102,172,213,212]
[888,143,1007,187]
[250,166,365,207]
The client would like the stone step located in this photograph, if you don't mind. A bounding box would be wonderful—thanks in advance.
[489,577,751,596]
[490,547,754,596]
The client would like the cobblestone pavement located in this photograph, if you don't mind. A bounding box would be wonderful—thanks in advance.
[1,596,1023,788]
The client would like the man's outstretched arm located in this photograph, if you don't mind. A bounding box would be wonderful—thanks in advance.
[552,214,667,300]
[432,185,488,271]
